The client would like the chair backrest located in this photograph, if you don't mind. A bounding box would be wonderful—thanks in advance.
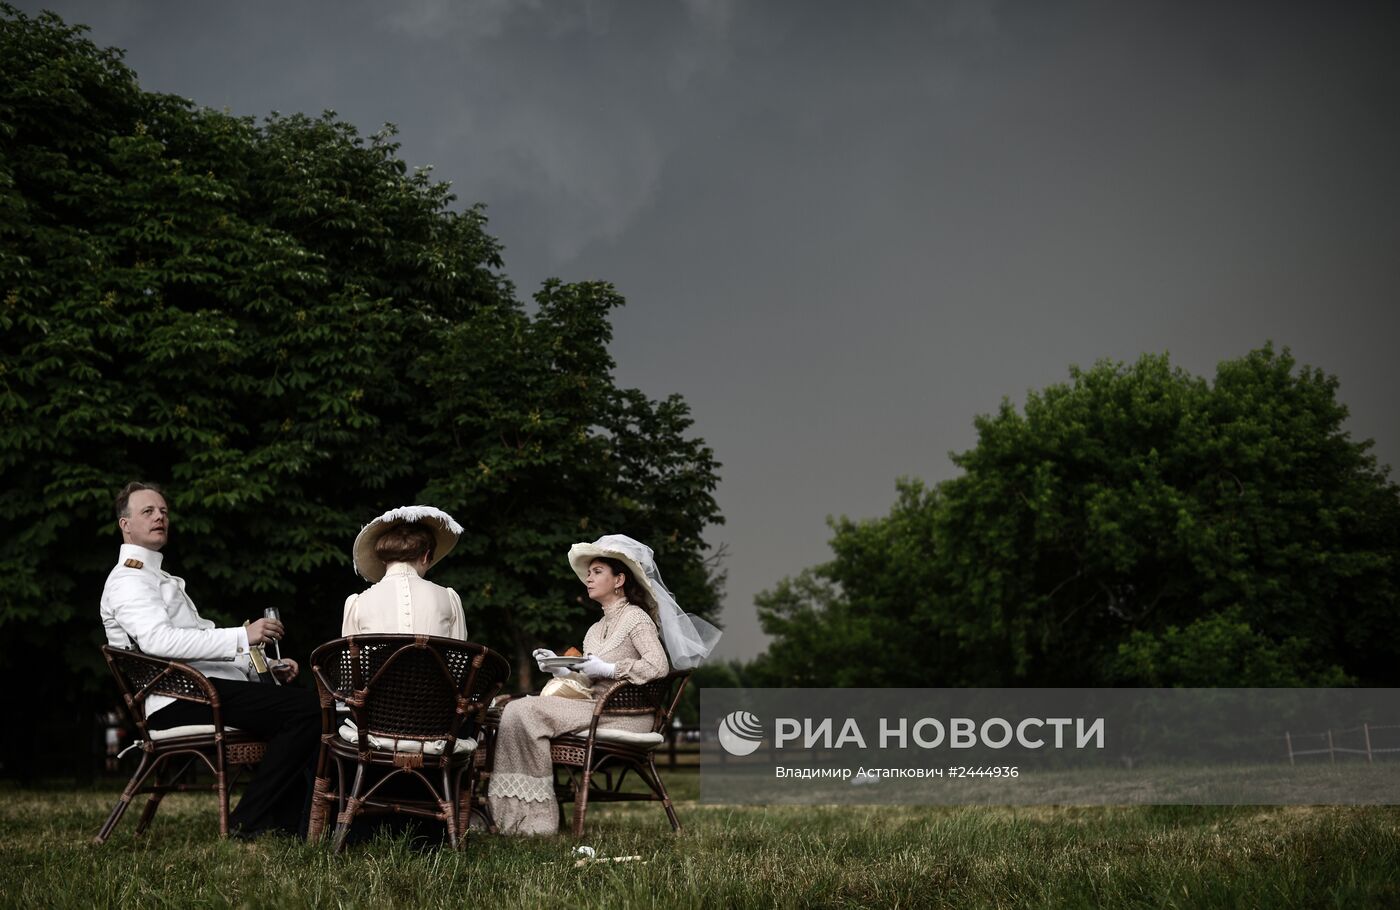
[310,635,510,746]
[100,645,220,742]
[601,670,692,734]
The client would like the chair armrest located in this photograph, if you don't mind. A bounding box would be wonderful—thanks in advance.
[153,658,220,702]
[591,680,632,716]
[106,649,219,702]
[593,671,691,732]
[101,646,229,738]
[584,675,673,730]
[554,671,690,743]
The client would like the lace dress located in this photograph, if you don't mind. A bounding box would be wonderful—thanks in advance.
[489,600,668,835]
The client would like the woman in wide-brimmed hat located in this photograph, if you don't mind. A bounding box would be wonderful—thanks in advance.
[341,506,467,639]
[488,534,720,836]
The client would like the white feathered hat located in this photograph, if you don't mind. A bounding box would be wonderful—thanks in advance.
[352,505,463,581]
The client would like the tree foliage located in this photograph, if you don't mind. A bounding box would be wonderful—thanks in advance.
[754,347,1399,687]
[0,6,723,775]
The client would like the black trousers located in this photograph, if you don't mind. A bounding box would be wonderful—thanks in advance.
[149,678,321,837]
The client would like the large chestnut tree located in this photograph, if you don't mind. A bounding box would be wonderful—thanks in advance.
[0,6,723,779]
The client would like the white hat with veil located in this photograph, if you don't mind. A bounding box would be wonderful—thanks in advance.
[567,534,722,670]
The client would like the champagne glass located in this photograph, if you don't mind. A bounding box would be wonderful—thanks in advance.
[263,607,282,663]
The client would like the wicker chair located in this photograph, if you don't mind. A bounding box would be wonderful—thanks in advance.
[306,635,510,852]
[93,645,269,844]
[549,670,691,837]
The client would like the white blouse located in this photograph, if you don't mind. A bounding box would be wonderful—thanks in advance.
[342,562,467,639]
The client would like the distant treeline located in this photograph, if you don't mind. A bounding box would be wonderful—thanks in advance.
[707,347,1399,691]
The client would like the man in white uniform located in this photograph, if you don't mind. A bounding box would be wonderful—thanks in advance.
[100,481,320,838]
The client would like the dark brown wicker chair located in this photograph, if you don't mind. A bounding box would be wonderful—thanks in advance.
[306,635,510,851]
[549,670,691,837]
[93,645,269,844]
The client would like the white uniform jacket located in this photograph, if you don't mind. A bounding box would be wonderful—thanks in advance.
[100,543,255,714]
[341,561,467,639]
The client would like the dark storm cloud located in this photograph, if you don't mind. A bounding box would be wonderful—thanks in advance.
[22,0,1400,658]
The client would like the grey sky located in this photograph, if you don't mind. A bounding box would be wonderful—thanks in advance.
[25,0,1400,659]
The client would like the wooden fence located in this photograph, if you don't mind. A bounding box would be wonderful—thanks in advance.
[1284,723,1400,764]
[663,724,704,768]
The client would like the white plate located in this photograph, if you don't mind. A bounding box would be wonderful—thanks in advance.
[539,656,585,670]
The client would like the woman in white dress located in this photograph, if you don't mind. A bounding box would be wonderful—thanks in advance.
[488,534,721,835]
[334,505,468,845]
[342,505,467,639]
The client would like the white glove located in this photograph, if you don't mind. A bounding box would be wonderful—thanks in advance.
[578,654,616,679]
[533,648,573,678]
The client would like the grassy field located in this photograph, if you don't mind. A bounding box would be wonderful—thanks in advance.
[2,771,1398,909]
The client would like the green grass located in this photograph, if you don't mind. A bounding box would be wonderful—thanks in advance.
[2,772,1398,909]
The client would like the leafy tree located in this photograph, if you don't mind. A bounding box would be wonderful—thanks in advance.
[1112,607,1351,687]
[756,347,1399,687]
[0,6,722,779]
[752,483,942,687]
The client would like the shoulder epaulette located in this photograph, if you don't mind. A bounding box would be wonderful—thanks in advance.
[123,558,144,569]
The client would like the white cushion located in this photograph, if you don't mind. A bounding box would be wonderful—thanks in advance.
[572,727,665,748]
[338,719,476,755]
[149,724,242,740]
